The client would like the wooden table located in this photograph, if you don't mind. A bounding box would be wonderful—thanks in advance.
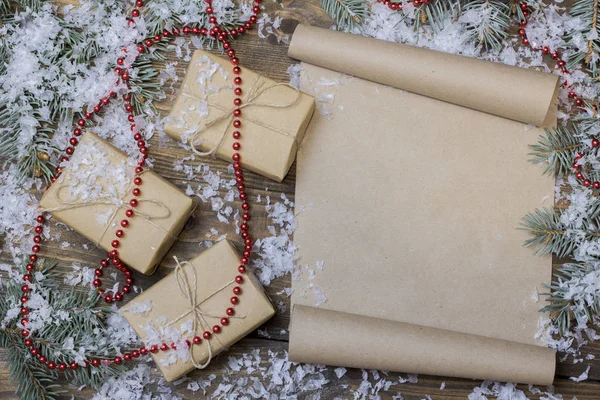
[1,1,599,398]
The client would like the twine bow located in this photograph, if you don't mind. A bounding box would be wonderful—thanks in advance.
[182,75,301,157]
[40,171,172,247]
[167,256,245,369]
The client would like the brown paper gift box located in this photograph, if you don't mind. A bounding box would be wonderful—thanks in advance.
[121,239,275,382]
[164,50,315,182]
[39,132,195,275]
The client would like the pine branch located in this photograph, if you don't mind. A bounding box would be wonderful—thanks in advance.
[528,126,583,176]
[320,0,367,30]
[565,0,600,77]
[520,208,576,258]
[461,0,511,50]
[541,262,600,335]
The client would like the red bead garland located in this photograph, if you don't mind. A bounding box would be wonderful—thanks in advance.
[21,0,262,371]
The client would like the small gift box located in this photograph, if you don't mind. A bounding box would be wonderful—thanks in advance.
[39,132,195,275]
[164,50,315,182]
[121,239,275,381]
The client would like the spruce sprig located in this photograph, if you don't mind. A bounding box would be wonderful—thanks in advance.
[462,0,511,50]
[541,262,600,335]
[0,260,128,399]
[520,208,577,258]
[565,0,600,77]
[320,0,368,30]
[528,126,583,176]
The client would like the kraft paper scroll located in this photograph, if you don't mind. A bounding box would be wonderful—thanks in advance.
[288,25,559,385]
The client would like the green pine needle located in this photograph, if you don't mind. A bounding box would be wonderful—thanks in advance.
[520,208,576,258]
[528,126,583,176]
[320,0,368,30]
[462,0,511,50]
[565,0,600,77]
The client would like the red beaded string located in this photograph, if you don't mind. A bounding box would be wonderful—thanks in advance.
[378,0,594,186]
[21,0,261,371]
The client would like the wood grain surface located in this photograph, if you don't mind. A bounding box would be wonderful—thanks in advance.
[1,0,598,398]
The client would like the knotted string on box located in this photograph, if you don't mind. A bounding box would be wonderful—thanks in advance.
[166,256,246,369]
[40,170,172,247]
[181,74,301,158]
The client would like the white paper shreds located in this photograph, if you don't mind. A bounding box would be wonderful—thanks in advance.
[92,364,181,400]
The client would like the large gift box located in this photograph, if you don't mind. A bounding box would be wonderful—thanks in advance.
[164,50,315,182]
[39,132,195,275]
[121,239,275,381]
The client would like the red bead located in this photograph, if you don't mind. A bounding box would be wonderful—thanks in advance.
[232,153,240,161]
[150,345,159,353]
[233,109,241,117]
[124,353,132,361]
[77,118,86,127]
[111,240,120,248]
[36,215,45,224]
[203,331,212,339]
[121,219,130,228]
[21,296,28,303]
[93,279,101,287]
[102,97,110,105]
[234,98,242,106]
[200,27,208,36]
[132,188,141,196]
[235,275,244,284]
[576,171,584,179]
[132,9,140,17]
[91,359,101,367]
[74,128,82,136]
[115,230,124,238]
[233,120,241,128]
[145,39,153,47]
[242,202,249,210]
[32,245,40,253]
[234,77,242,85]
[183,26,191,34]
[114,356,122,364]
[23,273,32,282]
[58,363,67,371]
[48,362,56,369]
[69,138,78,146]
[220,317,229,326]
[136,0,144,6]
[233,286,242,295]
[231,57,239,65]
[242,213,250,221]
[551,52,559,59]
[253,5,260,13]
[125,210,134,218]
[238,27,245,34]
[584,179,591,187]
[66,147,74,155]
[209,16,217,24]
[39,356,47,364]
[125,104,133,112]
[22,285,30,293]
[122,285,131,293]
[160,343,169,351]
[105,295,113,303]
[21,329,29,337]
[193,336,202,344]
[134,177,142,185]
[70,362,78,370]
[206,6,213,13]
[137,45,145,53]
[140,347,149,355]
[233,142,241,150]
[233,66,241,74]
[114,293,123,301]
[230,296,239,304]
[24,339,33,347]
[85,112,93,119]
[226,307,235,316]
[31,348,38,356]
[593,139,600,147]
[171,342,177,350]
[557,60,566,67]
[212,325,221,333]
[35,226,43,234]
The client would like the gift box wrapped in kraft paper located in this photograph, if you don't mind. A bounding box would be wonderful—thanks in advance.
[121,240,275,382]
[39,132,195,275]
[164,50,315,182]
[288,25,560,385]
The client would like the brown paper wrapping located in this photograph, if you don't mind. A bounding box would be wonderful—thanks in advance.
[288,25,558,385]
[289,25,558,127]
[164,50,316,182]
[39,132,195,275]
[121,240,275,382]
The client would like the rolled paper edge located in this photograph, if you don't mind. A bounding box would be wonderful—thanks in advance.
[289,305,556,386]
[288,24,559,127]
